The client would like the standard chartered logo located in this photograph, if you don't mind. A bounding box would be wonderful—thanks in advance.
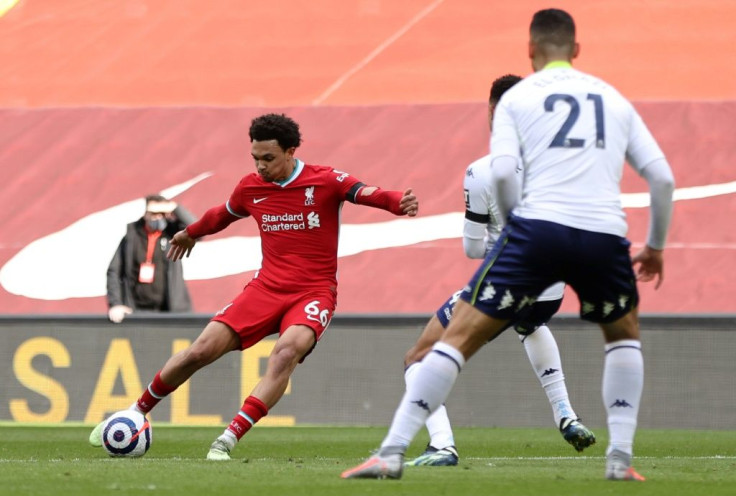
[307,212,320,229]
[259,211,320,232]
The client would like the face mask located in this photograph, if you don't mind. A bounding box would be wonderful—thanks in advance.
[146,218,167,232]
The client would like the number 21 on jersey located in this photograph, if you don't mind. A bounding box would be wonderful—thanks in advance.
[545,93,605,149]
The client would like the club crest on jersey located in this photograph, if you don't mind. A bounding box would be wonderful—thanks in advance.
[307,211,320,229]
[304,186,315,206]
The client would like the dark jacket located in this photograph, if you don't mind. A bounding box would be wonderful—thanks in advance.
[106,206,195,312]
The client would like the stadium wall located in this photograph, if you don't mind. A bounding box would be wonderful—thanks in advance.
[1,315,734,430]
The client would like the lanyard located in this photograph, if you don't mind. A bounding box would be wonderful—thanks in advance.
[145,231,162,263]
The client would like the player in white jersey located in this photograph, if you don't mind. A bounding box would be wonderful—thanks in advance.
[343,8,674,482]
[402,75,594,468]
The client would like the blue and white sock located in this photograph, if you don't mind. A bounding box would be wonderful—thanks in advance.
[521,325,577,426]
[603,339,643,456]
[382,342,465,451]
[405,362,455,450]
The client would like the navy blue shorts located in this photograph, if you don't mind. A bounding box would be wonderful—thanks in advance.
[459,215,639,324]
[435,290,463,329]
[436,289,562,335]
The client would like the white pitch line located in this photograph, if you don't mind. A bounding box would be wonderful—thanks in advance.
[466,455,736,461]
[312,0,445,105]
[2,455,735,463]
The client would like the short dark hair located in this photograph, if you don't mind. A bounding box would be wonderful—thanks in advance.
[145,194,168,204]
[249,113,302,150]
[530,8,576,50]
[489,74,522,103]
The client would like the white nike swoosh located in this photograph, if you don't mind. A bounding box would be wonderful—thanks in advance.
[253,197,268,204]
[1,178,734,300]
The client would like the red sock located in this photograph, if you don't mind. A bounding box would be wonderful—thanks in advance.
[136,371,177,414]
[227,396,269,440]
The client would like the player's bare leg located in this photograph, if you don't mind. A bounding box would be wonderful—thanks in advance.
[89,322,239,447]
[343,302,508,479]
[404,314,445,365]
[208,325,316,460]
[599,308,645,481]
[403,315,459,466]
[249,325,315,406]
[437,300,507,358]
[161,321,242,387]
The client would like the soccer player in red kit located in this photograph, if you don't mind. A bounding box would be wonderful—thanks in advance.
[89,113,419,460]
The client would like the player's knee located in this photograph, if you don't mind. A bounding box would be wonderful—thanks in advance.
[404,347,421,367]
[268,343,304,372]
[405,340,435,366]
[180,344,216,369]
[405,318,445,365]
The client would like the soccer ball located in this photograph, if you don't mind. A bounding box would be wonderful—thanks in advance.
[101,410,153,458]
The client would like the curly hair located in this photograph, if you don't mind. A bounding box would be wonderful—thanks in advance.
[249,113,302,150]
[489,74,522,103]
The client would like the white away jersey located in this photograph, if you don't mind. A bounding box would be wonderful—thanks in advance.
[490,65,665,237]
[463,154,563,301]
[463,154,504,249]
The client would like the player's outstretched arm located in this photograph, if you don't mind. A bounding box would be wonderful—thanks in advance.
[356,187,418,217]
[167,203,241,260]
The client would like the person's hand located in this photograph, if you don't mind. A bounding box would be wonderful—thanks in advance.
[168,229,196,260]
[400,188,419,217]
[632,245,665,289]
[108,305,133,323]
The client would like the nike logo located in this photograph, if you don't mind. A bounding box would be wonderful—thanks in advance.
[1,177,735,300]
[253,197,268,204]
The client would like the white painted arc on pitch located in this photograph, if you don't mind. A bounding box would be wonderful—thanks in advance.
[311,0,445,105]
[466,455,736,460]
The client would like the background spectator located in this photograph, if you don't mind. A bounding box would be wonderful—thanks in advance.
[106,195,196,323]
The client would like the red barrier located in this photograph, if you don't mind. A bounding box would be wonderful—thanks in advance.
[0,102,733,314]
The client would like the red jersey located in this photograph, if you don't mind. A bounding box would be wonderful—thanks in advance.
[226,159,364,292]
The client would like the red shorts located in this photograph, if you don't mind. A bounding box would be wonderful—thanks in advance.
[211,280,337,351]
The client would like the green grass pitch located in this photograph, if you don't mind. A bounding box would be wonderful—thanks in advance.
[1,425,735,495]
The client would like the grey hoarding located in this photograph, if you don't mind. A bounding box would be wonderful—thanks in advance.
[1,315,734,429]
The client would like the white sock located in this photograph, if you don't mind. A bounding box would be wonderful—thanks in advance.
[521,326,577,426]
[405,362,455,449]
[129,402,145,415]
[218,429,237,449]
[602,340,643,456]
[382,342,465,450]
